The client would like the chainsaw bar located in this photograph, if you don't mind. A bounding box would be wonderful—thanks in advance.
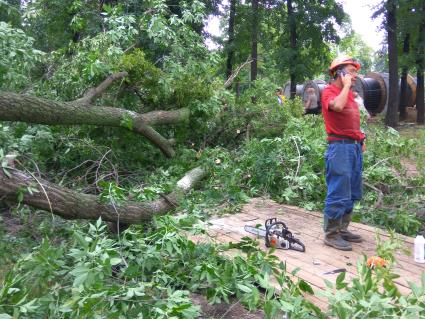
[244,225,267,237]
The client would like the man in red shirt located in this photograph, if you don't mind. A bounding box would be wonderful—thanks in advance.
[321,56,365,251]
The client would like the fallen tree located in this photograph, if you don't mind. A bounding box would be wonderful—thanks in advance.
[0,72,190,158]
[0,165,206,224]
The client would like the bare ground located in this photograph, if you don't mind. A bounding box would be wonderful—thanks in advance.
[190,294,265,319]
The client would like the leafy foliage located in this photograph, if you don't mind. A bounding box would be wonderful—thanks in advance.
[0,22,44,91]
[0,216,321,318]
[1,1,425,318]
[320,233,425,318]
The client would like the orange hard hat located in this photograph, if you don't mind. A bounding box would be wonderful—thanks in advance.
[329,55,361,75]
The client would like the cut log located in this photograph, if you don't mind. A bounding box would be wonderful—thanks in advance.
[0,166,206,224]
[0,92,190,157]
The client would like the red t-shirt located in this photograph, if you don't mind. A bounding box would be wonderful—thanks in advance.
[321,84,365,141]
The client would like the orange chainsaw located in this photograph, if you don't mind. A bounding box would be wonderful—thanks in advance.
[244,218,306,252]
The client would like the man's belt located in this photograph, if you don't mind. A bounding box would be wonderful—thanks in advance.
[328,139,363,145]
[327,133,364,145]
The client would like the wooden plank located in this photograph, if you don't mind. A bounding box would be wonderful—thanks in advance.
[197,231,330,311]
[239,202,420,267]
[247,199,415,244]
[247,207,422,274]
[213,211,422,289]
[208,218,416,295]
[192,198,425,311]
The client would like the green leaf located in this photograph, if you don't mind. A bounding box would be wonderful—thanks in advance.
[237,283,252,293]
[324,279,334,289]
[298,279,314,294]
[2,167,10,178]
[336,271,347,290]
[17,190,24,202]
[96,217,102,229]
[110,257,122,266]
[19,299,39,313]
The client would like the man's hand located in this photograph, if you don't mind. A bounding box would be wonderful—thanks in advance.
[341,73,352,88]
[362,141,366,153]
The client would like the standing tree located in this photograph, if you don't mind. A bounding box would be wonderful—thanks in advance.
[267,0,344,87]
[385,0,399,127]
[398,33,410,121]
[226,0,237,81]
[251,0,259,81]
[287,0,297,99]
[415,0,425,124]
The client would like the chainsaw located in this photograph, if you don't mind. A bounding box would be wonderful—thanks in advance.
[244,218,306,252]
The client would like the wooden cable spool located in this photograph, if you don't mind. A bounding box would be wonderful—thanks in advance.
[283,82,304,99]
[363,72,417,114]
[406,74,417,108]
[365,72,388,114]
[284,72,416,115]
[302,79,327,109]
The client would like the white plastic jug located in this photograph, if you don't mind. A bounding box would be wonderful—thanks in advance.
[414,235,425,263]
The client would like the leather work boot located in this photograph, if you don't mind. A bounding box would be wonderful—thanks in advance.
[323,216,352,251]
[340,213,363,243]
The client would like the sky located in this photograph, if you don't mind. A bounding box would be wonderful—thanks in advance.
[342,0,385,51]
[205,0,386,52]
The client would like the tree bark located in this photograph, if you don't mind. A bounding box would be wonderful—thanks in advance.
[224,57,252,89]
[287,0,297,100]
[76,71,128,105]
[250,0,259,82]
[226,0,237,82]
[0,166,206,224]
[385,0,399,128]
[416,1,425,124]
[417,71,424,124]
[0,92,190,157]
[399,34,409,121]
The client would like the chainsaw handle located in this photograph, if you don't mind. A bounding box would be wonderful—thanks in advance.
[265,221,288,248]
[265,218,287,230]
[265,218,278,229]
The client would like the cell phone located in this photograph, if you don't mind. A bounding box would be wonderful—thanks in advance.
[336,69,348,77]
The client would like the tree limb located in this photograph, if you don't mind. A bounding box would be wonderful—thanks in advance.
[142,108,190,125]
[0,92,191,157]
[75,71,129,105]
[224,57,253,88]
[364,181,384,209]
[0,166,206,224]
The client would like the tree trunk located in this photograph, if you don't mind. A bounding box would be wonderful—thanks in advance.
[417,71,424,124]
[385,0,399,128]
[287,0,297,99]
[399,34,409,121]
[0,166,206,224]
[417,1,425,124]
[226,0,237,82]
[250,0,259,82]
[0,92,190,157]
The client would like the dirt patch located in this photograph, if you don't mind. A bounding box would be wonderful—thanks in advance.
[0,206,24,236]
[402,107,418,123]
[399,158,420,178]
[190,294,265,319]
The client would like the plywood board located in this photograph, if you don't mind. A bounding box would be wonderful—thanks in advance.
[197,198,425,310]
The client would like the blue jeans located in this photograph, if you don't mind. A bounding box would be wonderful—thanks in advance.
[324,143,363,220]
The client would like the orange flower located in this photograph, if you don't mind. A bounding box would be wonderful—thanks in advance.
[367,256,388,268]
